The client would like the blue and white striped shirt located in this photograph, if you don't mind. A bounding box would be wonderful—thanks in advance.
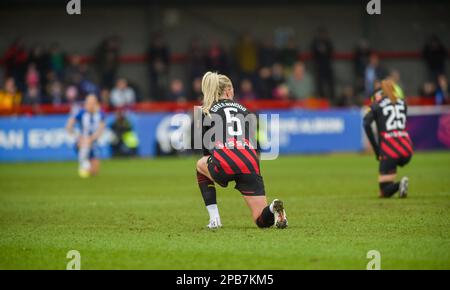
[74,109,106,137]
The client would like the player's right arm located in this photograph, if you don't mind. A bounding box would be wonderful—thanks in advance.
[363,106,380,160]
[66,110,83,144]
[65,116,76,136]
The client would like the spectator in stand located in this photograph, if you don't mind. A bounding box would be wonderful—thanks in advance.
[78,62,99,98]
[25,63,40,92]
[190,77,203,102]
[234,33,259,79]
[364,53,388,98]
[238,79,257,101]
[311,27,335,101]
[186,37,206,83]
[255,66,276,99]
[259,36,277,68]
[278,37,299,69]
[27,44,50,89]
[3,39,20,78]
[110,78,136,108]
[23,63,41,105]
[49,43,66,80]
[65,55,83,85]
[3,38,28,92]
[65,85,79,102]
[273,84,290,100]
[126,80,142,103]
[46,80,64,105]
[23,86,42,108]
[95,35,120,89]
[79,77,100,100]
[354,39,372,94]
[148,33,170,101]
[422,35,448,81]
[373,79,382,95]
[271,62,286,87]
[168,79,187,102]
[44,70,59,100]
[205,39,229,75]
[435,74,449,105]
[336,85,358,107]
[0,78,22,114]
[420,81,436,99]
[99,88,111,108]
[287,62,314,100]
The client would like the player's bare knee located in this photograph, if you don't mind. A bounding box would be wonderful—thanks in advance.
[197,157,208,174]
[196,159,204,173]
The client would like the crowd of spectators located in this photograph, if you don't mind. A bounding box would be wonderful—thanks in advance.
[0,31,448,114]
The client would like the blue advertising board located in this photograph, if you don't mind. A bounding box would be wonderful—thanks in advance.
[0,115,111,162]
[260,109,364,154]
[0,109,365,162]
[0,113,171,162]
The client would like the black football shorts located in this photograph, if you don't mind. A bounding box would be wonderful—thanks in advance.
[379,156,411,175]
[207,156,265,196]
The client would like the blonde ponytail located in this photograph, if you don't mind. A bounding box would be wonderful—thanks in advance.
[201,71,232,114]
[381,79,397,103]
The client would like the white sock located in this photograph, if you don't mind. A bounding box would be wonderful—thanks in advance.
[79,147,91,171]
[206,204,220,220]
[269,202,274,214]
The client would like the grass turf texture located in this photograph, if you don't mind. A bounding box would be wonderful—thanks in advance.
[0,152,449,270]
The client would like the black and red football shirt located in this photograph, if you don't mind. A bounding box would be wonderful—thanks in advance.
[366,97,413,160]
[201,99,260,175]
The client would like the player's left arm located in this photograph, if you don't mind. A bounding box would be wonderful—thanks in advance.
[363,107,380,160]
[89,121,106,144]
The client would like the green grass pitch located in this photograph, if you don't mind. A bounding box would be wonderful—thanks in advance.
[0,152,449,269]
